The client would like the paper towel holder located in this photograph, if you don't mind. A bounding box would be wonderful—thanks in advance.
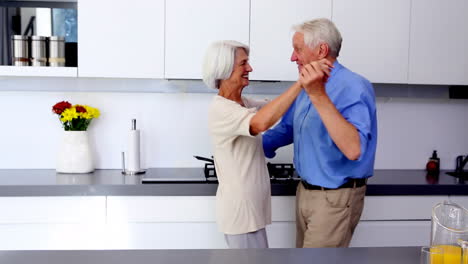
[121,151,146,175]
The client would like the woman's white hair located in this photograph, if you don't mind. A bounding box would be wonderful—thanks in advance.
[202,40,250,90]
[293,18,342,58]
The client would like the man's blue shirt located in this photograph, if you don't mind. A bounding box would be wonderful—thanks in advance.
[263,61,377,188]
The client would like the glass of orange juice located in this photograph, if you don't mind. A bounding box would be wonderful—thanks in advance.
[431,245,463,264]
[421,246,444,264]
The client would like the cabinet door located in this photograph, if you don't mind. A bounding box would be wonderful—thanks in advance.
[350,221,431,247]
[165,0,249,79]
[78,0,165,78]
[333,0,410,83]
[409,0,468,85]
[249,0,331,81]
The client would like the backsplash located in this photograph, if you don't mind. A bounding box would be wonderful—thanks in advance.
[0,80,467,170]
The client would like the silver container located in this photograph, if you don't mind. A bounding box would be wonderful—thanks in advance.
[48,36,66,67]
[11,35,29,66]
[31,36,47,66]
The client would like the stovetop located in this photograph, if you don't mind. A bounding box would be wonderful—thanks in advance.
[141,156,300,183]
[203,161,297,181]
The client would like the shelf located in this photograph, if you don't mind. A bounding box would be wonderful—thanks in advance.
[0,66,77,77]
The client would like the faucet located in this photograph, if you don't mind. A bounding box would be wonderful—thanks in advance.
[456,155,468,175]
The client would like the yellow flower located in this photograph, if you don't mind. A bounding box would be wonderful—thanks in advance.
[60,107,79,122]
[82,105,100,119]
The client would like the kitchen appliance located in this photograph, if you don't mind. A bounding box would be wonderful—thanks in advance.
[30,36,46,66]
[48,36,65,67]
[193,155,298,181]
[141,156,299,183]
[11,35,29,66]
[430,201,468,263]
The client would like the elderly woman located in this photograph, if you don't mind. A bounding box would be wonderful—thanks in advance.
[202,40,331,248]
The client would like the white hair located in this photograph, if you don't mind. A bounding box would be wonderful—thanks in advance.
[293,18,342,57]
[202,40,250,90]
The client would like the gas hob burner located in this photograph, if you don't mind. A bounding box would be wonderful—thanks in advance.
[194,156,296,181]
[267,162,295,180]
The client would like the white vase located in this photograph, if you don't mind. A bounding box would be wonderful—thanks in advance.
[56,131,94,173]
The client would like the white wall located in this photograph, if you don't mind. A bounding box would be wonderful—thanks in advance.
[0,79,467,170]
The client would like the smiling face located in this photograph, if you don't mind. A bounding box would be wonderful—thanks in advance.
[291,32,321,72]
[226,48,252,88]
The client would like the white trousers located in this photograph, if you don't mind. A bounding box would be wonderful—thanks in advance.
[224,228,269,248]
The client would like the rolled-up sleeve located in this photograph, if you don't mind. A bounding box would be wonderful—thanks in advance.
[340,93,374,162]
[262,102,296,158]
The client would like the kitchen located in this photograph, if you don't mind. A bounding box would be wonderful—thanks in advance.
[0,0,468,263]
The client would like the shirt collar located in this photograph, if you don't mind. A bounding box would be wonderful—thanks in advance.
[330,60,343,79]
[325,60,343,90]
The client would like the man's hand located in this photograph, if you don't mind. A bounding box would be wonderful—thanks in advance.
[299,59,333,98]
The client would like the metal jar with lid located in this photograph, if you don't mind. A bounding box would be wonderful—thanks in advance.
[31,36,47,66]
[48,36,66,67]
[11,35,29,66]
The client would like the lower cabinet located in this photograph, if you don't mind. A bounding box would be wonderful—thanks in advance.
[0,196,107,250]
[0,195,461,249]
[351,220,431,247]
[104,195,445,249]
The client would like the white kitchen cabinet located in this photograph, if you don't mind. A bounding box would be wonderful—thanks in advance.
[106,196,216,223]
[360,196,444,221]
[332,0,410,83]
[409,0,468,85]
[350,221,431,247]
[249,0,332,81]
[0,66,77,78]
[78,0,165,78]
[0,195,456,250]
[448,196,468,208]
[0,196,107,250]
[0,196,106,224]
[165,0,249,80]
[104,195,444,249]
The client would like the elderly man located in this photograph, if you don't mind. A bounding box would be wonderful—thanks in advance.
[263,18,377,248]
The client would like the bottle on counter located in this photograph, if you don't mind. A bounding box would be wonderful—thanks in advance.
[426,150,440,176]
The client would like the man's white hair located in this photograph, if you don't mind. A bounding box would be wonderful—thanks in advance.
[293,18,342,58]
[202,40,250,90]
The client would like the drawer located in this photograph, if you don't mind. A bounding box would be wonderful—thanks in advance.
[0,196,106,224]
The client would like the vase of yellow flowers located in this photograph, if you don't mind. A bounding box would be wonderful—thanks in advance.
[52,101,100,173]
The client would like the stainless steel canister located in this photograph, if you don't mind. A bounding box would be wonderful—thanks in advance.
[31,36,47,66]
[48,36,65,67]
[11,35,29,66]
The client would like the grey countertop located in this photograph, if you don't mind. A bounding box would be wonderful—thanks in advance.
[0,247,421,264]
[0,168,466,196]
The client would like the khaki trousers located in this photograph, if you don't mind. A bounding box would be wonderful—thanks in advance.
[296,182,366,248]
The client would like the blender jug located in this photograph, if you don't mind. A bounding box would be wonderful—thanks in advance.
[460,240,468,264]
[431,202,468,264]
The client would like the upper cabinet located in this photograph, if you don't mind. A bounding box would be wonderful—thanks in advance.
[4,0,468,85]
[78,0,164,78]
[165,0,250,79]
[408,0,468,85]
[249,0,331,81]
[333,0,411,84]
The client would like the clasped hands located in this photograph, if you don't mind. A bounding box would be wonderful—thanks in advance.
[299,59,333,97]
